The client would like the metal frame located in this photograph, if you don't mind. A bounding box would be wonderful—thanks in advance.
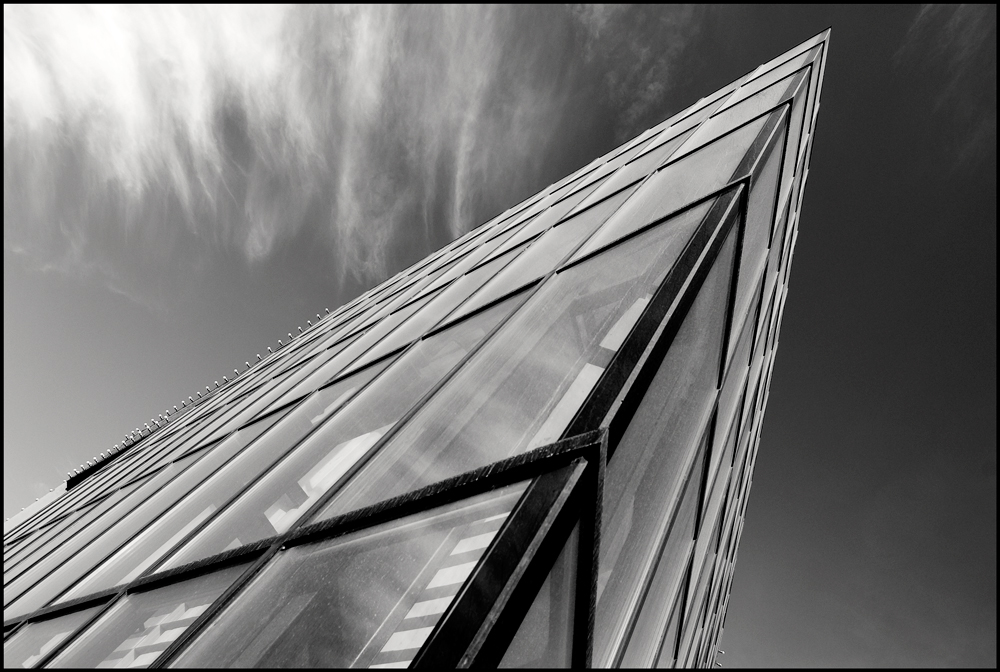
[6,430,606,668]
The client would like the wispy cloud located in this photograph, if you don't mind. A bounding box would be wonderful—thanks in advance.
[895,4,997,169]
[4,6,705,303]
[573,4,706,141]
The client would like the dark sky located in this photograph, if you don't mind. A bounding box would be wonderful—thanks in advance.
[3,5,995,667]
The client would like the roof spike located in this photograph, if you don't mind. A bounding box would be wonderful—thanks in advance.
[246,362,251,369]
[223,376,229,383]
[307,320,312,327]
[257,354,262,361]
[325,308,330,314]
[234,369,240,376]
[268,347,273,353]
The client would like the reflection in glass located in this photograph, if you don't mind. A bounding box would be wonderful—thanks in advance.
[4,473,158,620]
[3,452,206,619]
[686,70,802,164]
[576,128,693,211]
[169,483,528,668]
[732,124,785,342]
[355,246,525,369]
[61,363,390,597]
[5,509,86,575]
[654,577,686,668]
[3,605,102,668]
[452,185,637,322]
[3,485,67,544]
[594,222,736,666]
[320,199,717,520]
[58,409,287,602]
[490,177,607,258]
[161,297,520,569]
[499,523,579,669]
[723,45,820,111]
[575,115,767,265]
[6,508,92,585]
[620,437,703,668]
[48,564,247,669]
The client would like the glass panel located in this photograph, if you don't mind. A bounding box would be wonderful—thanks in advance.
[264,329,390,412]
[333,291,438,379]
[59,363,390,596]
[620,442,702,668]
[722,45,820,111]
[3,605,102,668]
[58,410,288,602]
[320,200,716,520]
[5,527,49,573]
[684,540,717,646]
[28,453,146,533]
[717,312,755,461]
[742,337,766,439]
[576,128,694,212]
[603,128,658,166]
[208,359,336,440]
[593,223,736,666]
[169,482,529,669]
[4,485,66,539]
[665,93,729,139]
[654,581,685,668]
[576,192,714,264]
[499,523,579,669]
[160,296,521,569]
[48,564,248,669]
[581,115,767,265]
[3,451,207,618]
[712,389,743,514]
[732,124,785,339]
[4,475,155,620]
[5,509,90,582]
[762,199,790,329]
[176,333,357,449]
[354,246,526,369]
[686,70,803,158]
[451,185,638,322]
[726,267,762,382]
[412,230,505,300]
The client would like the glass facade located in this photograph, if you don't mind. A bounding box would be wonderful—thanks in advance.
[3,31,828,668]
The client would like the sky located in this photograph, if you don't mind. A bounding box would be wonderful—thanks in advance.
[3,5,995,668]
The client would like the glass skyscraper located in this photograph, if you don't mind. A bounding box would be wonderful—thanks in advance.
[4,30,828,668]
